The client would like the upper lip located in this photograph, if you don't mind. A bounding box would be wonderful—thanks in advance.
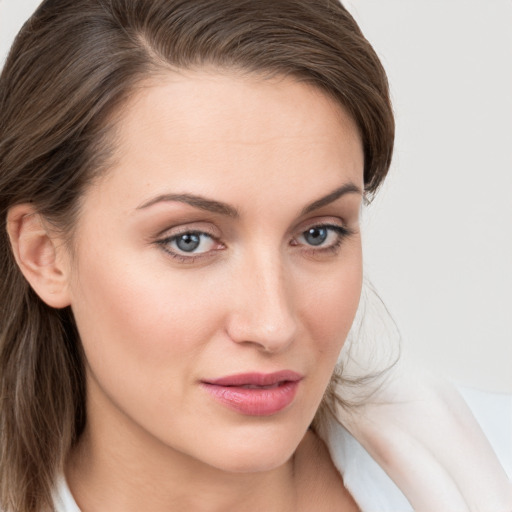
[203,370,303,387]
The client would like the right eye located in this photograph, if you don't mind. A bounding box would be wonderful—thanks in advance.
[158,230,220,260]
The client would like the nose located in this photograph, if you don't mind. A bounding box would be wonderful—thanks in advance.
[225,250,298,354]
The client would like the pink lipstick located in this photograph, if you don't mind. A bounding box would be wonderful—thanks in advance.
[201,371,302,416]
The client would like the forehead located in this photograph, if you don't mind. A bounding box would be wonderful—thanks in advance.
[122,69,356,130]
[88,70,364,212]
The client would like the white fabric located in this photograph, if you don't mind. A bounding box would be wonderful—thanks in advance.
[53,387,512,512]
[320,386,512,511]
[320,418,413,511]
[458,386,512,482]
[53,477,80,512]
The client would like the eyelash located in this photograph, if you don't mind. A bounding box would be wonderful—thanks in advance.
[156,223,353,263]
[295,224,352,257]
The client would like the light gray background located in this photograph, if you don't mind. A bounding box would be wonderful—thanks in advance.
[1,0,511,392]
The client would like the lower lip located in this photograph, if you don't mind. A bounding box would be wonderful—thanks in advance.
[201,380,300,416]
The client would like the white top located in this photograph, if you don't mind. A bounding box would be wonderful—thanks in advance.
[52,386,512,512]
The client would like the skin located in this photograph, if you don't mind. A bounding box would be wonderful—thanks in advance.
[13,70,364,511]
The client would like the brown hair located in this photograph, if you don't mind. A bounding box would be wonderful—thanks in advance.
[0,1,394,510]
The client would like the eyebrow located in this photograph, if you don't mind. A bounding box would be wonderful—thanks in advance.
[137,193,240,217]
[136,182,362,217]
[301,182,362,215]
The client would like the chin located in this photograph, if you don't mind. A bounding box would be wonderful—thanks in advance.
[212,450,295,475]
[199,424,305,474]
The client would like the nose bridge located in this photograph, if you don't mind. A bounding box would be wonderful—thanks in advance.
[227,244,297,352]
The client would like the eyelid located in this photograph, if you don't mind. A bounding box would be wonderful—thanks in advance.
[294,213,349,230]
[154,221,220,240]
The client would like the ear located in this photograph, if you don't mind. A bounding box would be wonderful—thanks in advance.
[6,204,72,309]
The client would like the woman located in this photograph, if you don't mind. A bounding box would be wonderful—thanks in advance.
[0,1,510,511]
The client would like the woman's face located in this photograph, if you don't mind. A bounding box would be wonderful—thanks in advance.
[66,70,364,473]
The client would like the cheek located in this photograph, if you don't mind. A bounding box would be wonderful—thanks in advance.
[69,255,233,442]
[298,248,363,362]
[68,246,225,388]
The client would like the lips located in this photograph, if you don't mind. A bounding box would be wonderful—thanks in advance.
[201,371,302,416]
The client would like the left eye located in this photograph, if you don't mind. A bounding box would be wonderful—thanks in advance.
[296,225,347,248]
[164,231,217,254]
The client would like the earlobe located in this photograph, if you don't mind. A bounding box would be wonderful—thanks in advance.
[6,204,72,309]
